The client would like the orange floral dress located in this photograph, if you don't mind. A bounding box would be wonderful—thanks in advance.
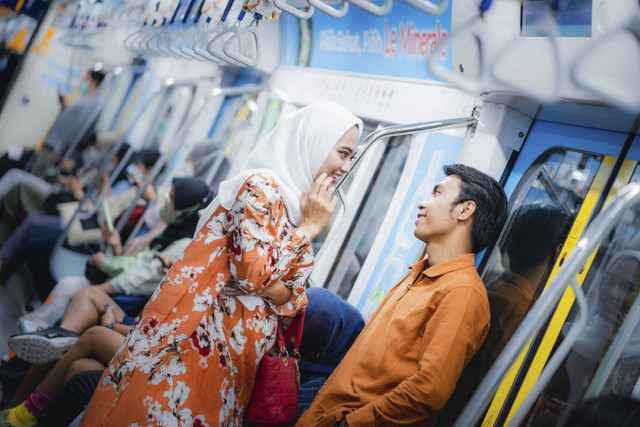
[81,174,312,426]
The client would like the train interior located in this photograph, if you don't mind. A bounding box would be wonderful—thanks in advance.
[0,0,639,424]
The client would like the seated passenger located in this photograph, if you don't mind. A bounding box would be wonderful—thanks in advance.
[0,316,132,427]
[30,70,106,177]
[0,134,115,246]
[437,204,571,425]
[0,148,159,298]
[295,287,365,418]
[8,177,212,364]
[297,164,508,426]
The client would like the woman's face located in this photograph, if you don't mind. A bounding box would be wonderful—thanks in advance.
[315,126,359,185]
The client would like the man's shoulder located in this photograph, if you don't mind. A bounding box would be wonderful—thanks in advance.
[435,267,489,309]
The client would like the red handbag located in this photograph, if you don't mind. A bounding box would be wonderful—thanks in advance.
[246,312,305,427]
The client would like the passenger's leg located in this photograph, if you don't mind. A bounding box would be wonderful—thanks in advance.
[6,362,55,408]
[0,182,50,244]
[1,327,124,426]
[40,369,103,427]
[38,326,123,398]
[8,288,125,363]
[0,169,54,199]
[60,287,126,334]
[0,213,60,277]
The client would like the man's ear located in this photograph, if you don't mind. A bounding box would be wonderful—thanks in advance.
[456,200,476,221]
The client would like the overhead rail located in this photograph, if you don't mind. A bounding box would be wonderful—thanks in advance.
[425,0,639,113]
[334,116,477,192]
[59,0,450,67]
[454,182,640,427]
[571,16,640,113]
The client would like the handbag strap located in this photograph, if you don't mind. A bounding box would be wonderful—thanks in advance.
[276,311,305,353]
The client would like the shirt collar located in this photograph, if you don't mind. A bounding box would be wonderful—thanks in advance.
[409,253,476,279]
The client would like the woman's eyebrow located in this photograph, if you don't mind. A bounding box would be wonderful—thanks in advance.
[339,146,354,153]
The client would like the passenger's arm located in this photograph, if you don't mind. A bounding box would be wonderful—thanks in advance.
[225,175,315,314]
[109,238,190,296]
[344,287,490,426]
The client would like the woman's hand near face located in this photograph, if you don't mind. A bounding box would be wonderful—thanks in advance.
[298,173,338,240]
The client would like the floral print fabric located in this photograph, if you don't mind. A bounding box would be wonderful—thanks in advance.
[81,174,312,427]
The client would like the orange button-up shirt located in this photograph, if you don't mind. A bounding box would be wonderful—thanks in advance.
[297,254,490,426]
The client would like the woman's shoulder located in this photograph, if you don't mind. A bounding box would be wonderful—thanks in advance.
[241,172,284,203]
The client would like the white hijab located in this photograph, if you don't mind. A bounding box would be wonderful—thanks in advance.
[196,101,363,233]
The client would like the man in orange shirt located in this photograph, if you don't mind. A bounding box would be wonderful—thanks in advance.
[297,164,508,426]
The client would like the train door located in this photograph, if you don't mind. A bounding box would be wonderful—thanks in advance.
[442,110,640,426]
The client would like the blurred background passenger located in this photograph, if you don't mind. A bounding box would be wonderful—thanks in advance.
[0,148,159,300]
[30,70,106,177]
[8,177,212,364]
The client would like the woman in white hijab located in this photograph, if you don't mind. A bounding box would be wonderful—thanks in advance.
[80,101,363,426]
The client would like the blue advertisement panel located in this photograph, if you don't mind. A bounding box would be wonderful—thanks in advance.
[352,132,463,320]
[280,2,451,80]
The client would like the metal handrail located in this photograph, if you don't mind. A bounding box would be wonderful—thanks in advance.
[318,116,477,264]
[334,116,477,192]
[455,182,640,427]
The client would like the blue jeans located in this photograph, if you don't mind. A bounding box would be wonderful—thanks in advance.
[298,375,328,420]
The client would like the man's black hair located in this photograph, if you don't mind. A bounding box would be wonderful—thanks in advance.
[505,204,572,271]
[443,164,508,253]
[88,70,105,86]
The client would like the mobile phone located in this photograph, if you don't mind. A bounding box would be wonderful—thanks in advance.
[155,253,170,268]
[101,201,113,232]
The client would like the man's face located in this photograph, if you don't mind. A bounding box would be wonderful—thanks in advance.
[414,175,464,244]
[599,258,640,324]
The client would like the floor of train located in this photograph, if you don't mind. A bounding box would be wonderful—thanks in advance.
[0,272,29,358]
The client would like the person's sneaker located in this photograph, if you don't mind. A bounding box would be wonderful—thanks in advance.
[8,327,79,364]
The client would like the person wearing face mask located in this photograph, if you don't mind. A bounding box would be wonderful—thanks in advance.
[0,134,108,246]
[0,147,156,300]
[7,178,213,369]
[29,70,106,177]
[78,101,362,426]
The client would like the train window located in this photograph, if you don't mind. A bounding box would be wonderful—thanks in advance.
[438,148,603,425]
[321,135,411,298]
[522,195,640,425]
[483,149,602,285]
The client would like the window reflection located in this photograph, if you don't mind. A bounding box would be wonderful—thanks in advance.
[524,206,640,426]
